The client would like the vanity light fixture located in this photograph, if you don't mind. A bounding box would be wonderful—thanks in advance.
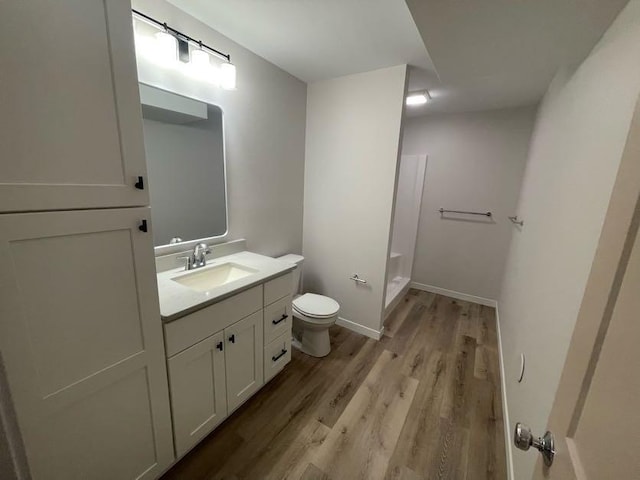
[132,9,236,90]
[406,91,430,106]
[220,63,237,90]
[154,30,178,65]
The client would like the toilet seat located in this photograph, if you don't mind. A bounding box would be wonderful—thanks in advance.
[292,293,339,319]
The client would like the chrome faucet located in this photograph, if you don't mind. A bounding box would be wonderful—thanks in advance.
[180,243,211,270]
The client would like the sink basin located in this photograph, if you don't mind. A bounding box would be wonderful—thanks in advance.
[171,263,258,292]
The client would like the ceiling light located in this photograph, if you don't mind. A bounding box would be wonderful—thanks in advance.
[406,93,428,106]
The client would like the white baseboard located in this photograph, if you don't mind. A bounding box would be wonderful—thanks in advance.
[410,282,497,308]
[495,305,514,480]
[336,317,385,340]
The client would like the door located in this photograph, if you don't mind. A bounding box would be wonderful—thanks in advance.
[167,331,228,458]
[224,311,264,412]
[0,208,174,479]
[0,0,149,212]
[528,98,640,479]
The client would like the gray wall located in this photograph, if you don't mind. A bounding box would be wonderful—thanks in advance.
[142,105,227,246]
[402,107,536,301]
[133,0,307,257]
[303,65,408,336]
[499,2,640,477]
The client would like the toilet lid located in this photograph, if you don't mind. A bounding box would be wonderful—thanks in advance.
[293,293,340,318]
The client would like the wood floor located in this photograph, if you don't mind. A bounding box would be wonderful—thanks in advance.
[161,289,507,480]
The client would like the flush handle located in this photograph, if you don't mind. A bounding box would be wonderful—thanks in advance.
[272,314,288,325]
[514,423,555,467]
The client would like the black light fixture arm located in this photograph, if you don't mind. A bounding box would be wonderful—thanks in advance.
[132,8,231,63]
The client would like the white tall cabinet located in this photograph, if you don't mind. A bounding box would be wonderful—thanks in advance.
[0,1,174,479]
[0,0,149,212]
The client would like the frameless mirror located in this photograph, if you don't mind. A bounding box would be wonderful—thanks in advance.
[139,84,227,248]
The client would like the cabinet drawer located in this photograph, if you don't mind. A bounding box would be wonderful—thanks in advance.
[264,295,292,345]
[165,285,262,357]
[264,332,292,383]
[264,272,292,306]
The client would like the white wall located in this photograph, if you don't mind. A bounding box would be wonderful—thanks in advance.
[498,2,640,478]
[133,0,307,257]
[402,107,536,301]
[303,65,408,338]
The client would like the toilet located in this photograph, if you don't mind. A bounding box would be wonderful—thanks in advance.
[277,254,340,357]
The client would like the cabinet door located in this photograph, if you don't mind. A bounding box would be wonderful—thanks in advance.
[167,331,227,458]
[225,311,264,412]
[0,208,173,480]
[0,0,149,212]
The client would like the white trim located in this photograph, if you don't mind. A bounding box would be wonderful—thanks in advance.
[410,282,497,308]
[384,277,411,319]
[495,305,514,480]
[335,317,385,340]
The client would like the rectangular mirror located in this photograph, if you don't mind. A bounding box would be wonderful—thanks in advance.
[139,83,227,248]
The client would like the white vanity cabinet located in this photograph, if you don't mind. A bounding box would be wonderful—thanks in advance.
[224,311,265,412]
[167,331,227,458]
[0,0,149,212]
[164,272,292,458]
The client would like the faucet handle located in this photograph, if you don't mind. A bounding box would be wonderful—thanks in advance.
[177,255,194,271]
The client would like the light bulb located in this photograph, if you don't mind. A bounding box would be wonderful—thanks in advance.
[220,62,236,90]
[406,94,428,106]
[191,49,210,69]
[155,31,177,65]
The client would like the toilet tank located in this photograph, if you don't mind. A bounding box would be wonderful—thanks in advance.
[276,254,304,295]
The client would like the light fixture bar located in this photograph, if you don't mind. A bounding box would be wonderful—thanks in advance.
[132,9,231,63]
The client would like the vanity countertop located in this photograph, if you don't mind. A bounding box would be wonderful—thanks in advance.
[157,251,295,322]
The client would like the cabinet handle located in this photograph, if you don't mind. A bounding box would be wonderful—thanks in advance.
[134,176,145,190]
[228,334,235,344]
[216,341,223,351]
[272,349,288,362]
[138,219,148,232]
[272,314,288,325]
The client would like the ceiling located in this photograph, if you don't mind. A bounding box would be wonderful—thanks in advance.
[166,0,436,82]
[167,0,629,115]
[405,0,629,115]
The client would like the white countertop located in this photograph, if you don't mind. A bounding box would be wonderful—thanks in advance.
[157,251,295,322]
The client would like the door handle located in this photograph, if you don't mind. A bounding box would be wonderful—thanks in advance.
[514,423,555,467]
[228,334,235,344]
[272,314,288,325]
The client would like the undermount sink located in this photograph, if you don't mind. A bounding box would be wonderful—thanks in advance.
[171,263,258,292]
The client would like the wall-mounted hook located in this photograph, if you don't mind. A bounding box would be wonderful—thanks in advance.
[509,215,524,226]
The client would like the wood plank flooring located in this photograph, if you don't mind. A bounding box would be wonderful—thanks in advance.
[161,289,507,480]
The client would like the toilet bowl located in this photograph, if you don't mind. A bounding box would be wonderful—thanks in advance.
[277,254,340,358]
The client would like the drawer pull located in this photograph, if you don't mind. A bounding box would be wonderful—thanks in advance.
[272,314,288,325]
[228,334,235,344]
[216,341,223,351]
[272,349,288,362]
